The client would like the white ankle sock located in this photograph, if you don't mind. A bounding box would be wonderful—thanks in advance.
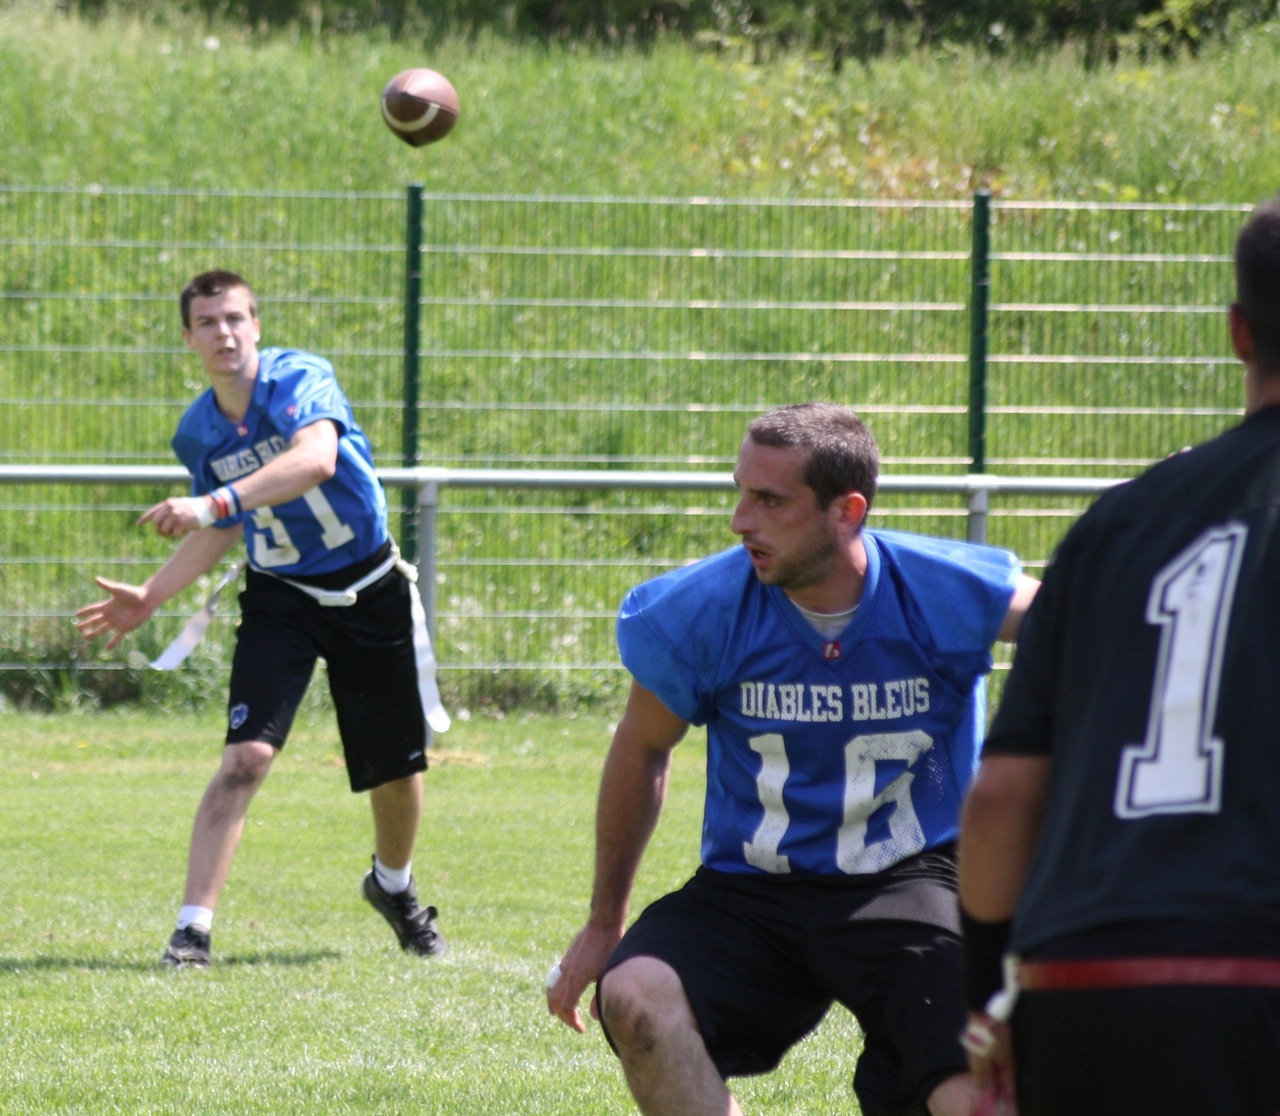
[374,858,412,895]
[177,906,214,933]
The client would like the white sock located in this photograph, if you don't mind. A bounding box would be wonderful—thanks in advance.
[177,906,214,933]
[374,858,412,895]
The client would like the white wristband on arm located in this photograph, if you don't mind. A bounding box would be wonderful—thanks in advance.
[190,496,217,529]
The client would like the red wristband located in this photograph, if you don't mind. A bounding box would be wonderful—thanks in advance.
[209,485,240,520]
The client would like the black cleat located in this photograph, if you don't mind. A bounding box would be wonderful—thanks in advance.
[162,925,211,969]
[361,863,447,957]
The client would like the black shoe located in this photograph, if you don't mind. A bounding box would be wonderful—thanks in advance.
[162,925,211,969]
[361,863,447,957]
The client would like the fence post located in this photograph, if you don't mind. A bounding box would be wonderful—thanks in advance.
[967,484,989,545]
[968,189,991,474]
[417,475,440,643]
[400,183,425,563]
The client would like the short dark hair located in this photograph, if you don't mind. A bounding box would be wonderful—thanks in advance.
[745,403,879,511]
[180,270,257,329]
[1235,195,1280,372]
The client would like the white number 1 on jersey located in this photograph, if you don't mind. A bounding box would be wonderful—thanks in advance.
[1115,523,1246,819]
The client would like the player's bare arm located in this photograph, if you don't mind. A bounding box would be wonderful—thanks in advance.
[547,681,689,1034]
[139,420,340,539]
[76,521,243,649]
[997,574,1040,643]
[957,753,1051,1104]
[959,753,1052,927]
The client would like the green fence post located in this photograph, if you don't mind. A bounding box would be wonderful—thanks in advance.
[400,183,425,563]
[968,189,991,477]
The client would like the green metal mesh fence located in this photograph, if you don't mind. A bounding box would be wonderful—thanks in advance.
[0,187,1249,709]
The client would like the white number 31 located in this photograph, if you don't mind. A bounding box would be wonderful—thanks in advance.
[1115,524,1246,819]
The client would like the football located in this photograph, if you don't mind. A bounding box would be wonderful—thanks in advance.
[380,68,460,147]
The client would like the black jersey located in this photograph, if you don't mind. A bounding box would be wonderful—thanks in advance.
[987,405,1280,956]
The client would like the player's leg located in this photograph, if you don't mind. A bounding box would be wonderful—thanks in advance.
[923,1072,979,1116]
[162,740,280,966]
[325,569,441,955]
[598,872,829,1116]
[1014,984,1280,1115]
[819,920,973,1116]
[358,770,442,956]
[369,771,423,871]
[179,739,278,912]
[162,574,316,968]
[599,955,742,1116]
[808,849,973,1116]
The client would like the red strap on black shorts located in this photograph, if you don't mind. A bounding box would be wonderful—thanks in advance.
[1019,956,1280,991]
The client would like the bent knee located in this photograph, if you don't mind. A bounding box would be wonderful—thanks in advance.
[218,740,277,785]
[599,957,691,1049]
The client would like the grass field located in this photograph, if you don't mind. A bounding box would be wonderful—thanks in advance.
[6,4,1280,201]
[0,707,867,1114]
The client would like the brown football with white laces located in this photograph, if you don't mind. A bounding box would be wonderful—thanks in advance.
[381,68,460,147]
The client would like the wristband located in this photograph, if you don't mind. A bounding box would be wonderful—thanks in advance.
[192,497,216,529]
[961,909,1012,1013]
[209,485,240,520]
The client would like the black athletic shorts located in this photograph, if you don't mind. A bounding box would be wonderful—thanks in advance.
[1014,985,1280,1115]
[1013,925,1280,1116]
[599,847,968,1116]
[226,542,432,792]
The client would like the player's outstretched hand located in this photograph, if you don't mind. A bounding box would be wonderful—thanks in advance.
[75,577,155,650]
[139,496,212,539]
[545,922,625,1035]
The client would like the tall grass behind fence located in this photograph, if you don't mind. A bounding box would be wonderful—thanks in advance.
[987,201,1246,474]
[418,194,975,469]
[0,187,1246,710]
[1,187,408,463]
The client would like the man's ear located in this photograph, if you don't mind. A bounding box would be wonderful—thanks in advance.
[834,491,869,535]
[1229,302,1254,365]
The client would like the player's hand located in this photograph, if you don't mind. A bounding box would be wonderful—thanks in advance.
[962,1012,1018,1115]
[545,922,624,1034]
[139,496,214,539]
[75,577,155,650]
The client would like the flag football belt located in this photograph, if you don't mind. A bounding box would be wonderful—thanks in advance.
[1018,957,1280,991]
[260,550,400,607]
[150,545,405,670]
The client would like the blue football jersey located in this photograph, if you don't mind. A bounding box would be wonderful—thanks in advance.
[618,530,1020,876]
[171,346,388,576]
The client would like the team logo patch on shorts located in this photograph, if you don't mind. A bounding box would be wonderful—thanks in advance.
[228,703,250,730]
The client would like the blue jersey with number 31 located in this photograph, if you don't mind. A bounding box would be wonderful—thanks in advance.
[618,530,1019,876]
[171,346,388,576]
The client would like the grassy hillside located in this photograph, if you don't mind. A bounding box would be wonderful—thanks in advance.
[4,1,1280,202]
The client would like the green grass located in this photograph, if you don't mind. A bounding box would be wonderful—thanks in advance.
[5,3,1280,201]
[0,707,866,1114]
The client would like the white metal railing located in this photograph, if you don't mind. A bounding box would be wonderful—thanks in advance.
[0,465,1124,644]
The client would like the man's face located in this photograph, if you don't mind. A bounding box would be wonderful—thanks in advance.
[730,437,841,593]
[183,286,260,381]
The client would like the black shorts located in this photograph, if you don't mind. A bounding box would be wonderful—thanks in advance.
[1014,985,1280,1115]
[599,848,968,1116]
[1013,925,1280,1115]
[226,544,432,792]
